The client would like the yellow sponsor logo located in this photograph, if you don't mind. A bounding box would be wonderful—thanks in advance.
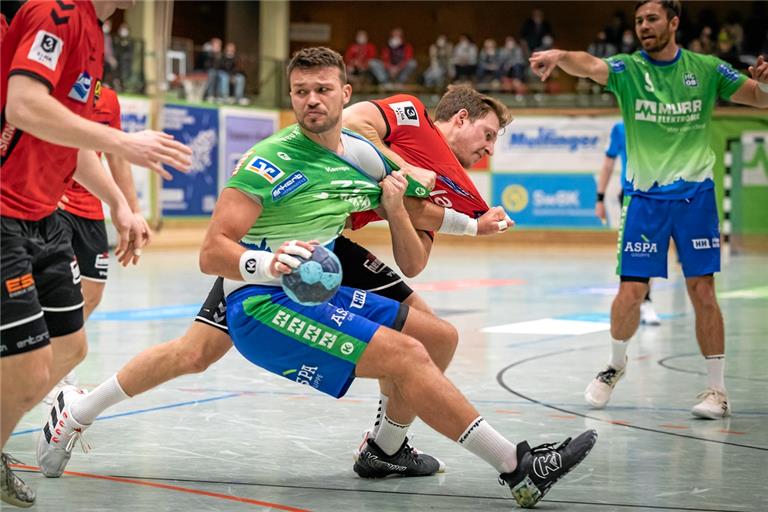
[502,185,529,213]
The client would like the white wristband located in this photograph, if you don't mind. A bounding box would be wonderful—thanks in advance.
[238,250,275,284]
[758,81,768,93]
[438,208,478,236]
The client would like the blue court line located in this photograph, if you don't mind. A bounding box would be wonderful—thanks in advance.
[90,304,201,322]
[11,393,242,437]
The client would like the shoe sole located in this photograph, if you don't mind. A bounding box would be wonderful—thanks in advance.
[691,409,732,420]
[584,392,609,409]
[511,430,599,509]
[0,495,35,508]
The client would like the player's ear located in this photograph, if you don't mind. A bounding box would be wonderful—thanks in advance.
[342,83,352,105]
[455,108,469,126]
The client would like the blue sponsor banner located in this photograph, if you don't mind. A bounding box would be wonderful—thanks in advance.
[161,104,219,216]
[493,173,602,227]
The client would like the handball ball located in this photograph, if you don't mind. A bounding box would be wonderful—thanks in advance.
[281,245,343,306]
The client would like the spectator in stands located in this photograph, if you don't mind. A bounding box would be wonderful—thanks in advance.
[222,42,248,105]
[604,10,627,50]
[203,37,224,102]
[499,36,527,94]
[520,8,552,54]
[114,22,134,92]
[722,10,744,54]
[452,33,478,82]
[588,31,617,59]
[423,34,454,88]
[692,26,714,55]
[344,29,377,84]
[619,29,636,54]
[476,38,503,88]
[368,27,417,87]
[103,20,118,87]
[716,30,742,70]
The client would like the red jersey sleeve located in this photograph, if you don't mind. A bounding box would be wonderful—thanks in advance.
[100,86,122,129]
[8,1,81,91]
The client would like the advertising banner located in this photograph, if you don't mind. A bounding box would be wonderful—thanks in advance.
[219,108,279,191]
[161,104,219,216]
[493,173,602,228]
[491,116,619,172]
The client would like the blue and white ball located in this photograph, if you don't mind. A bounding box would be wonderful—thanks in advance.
[281,245,342,305]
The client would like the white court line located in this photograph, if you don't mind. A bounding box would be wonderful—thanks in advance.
[482,318,610,335]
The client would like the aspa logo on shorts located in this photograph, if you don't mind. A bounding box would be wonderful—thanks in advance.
[68,71,94,103]
[624,235,657,257]
[28,30,64,71]
[246,156,285,184]
[389,101,420,127]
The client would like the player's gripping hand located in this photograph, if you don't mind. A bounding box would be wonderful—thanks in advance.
[270,240,317,276]
[119,130,193,180]
[477,206,514,235]
[380,171,409,214]
[529,50,563,81]
[748,55,768,85]
[113,204,149,267]
[399,164,436,191]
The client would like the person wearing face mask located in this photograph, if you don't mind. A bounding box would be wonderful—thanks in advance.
[452,34,478,82]
[499,36,526,85]
[588,31,618,59]
[476,38,504,88]
[620,29,637,53]
[344,29,377,85]
[368,27,417,87]
[423,34,453,88]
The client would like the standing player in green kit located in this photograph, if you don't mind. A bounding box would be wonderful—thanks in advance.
[530,0,768,418]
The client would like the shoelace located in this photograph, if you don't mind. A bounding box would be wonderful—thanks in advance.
[597,367,619,384]
[696,389,726,401]
[63,430,92,455]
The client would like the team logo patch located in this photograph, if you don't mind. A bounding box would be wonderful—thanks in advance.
[682,72,698,87]
[272,171,308,201]
[245,156,285,183]
[5,273,35,298]
[609,59,626,73]
[68,71,94,103]
[389,100,420,127]
[716,63,740,83]
[93,79,103,102]
[27,30,64,71]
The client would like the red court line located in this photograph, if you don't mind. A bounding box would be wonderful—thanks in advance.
[718,429,746,435]
[495,409,522,415]
[12,464,309,511]
[549,414,577,420]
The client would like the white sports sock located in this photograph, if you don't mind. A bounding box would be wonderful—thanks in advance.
[610,338,629,369]
[373,414,410,456]
[457,416,517,474]
[705,355,726,392]
[371,393,389,436]
[70,374,130,425]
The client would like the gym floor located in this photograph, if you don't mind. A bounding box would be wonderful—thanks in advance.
[7,236,767,511]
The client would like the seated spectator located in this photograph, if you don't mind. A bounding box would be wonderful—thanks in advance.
[114,23,134,92]
[344,29,377,84]
[222,42,248,105]
[619,29,636,54]
[587,31,617,59]
[694,26,715,54]
[203,37,224,102]
[715,30,742,70]
[452,33,478,82]
[499,36,528,84]
[423,34,453,88]
[723,10,744,53]
[475,38,503,87]
[368,28,417,86]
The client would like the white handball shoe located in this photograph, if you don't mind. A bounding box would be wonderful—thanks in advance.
[585,362,626,409]
[37,386,91,477]
[42,371,80,406]
[692,388,732,419]
[640,301,661,326]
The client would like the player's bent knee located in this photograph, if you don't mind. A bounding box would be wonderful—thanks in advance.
[6,350,53,409]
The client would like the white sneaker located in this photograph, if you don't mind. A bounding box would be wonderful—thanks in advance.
[37,386,92,477]
[691,388,731,419]
[584,362,626,409]
[640,301,661,326]
[42,371,79,406]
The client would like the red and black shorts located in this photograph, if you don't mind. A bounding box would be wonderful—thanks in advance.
[1,215,84,357]
[56,209,109,281]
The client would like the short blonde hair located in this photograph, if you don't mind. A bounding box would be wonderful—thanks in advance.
[434,85,512,128]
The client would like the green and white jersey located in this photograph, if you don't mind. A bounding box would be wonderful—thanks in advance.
[604,49,747,198]
[227,124,391,253]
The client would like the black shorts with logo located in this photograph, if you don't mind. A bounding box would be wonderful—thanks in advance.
[195,234,414,333]
[1,215,84,357]
[57,209,109,281]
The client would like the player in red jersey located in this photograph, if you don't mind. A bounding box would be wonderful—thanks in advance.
[34,84,514,481]
[42,84,153,403]
[0,2,191,506]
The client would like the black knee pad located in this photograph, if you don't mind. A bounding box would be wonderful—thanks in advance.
[620,275,650,284]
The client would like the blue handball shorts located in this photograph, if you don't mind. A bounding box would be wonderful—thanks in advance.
[226,284,408,398]
[616,187,721,279]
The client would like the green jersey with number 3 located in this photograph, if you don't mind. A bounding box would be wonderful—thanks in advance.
[605,49,747,198]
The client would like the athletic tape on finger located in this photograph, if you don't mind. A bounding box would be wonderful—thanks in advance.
[284,243,312,259]
[497,220,508,231]
[277,253,302,269]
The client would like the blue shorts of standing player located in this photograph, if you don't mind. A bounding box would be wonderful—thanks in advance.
[227,284,408,398]
[617,187,720,279]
